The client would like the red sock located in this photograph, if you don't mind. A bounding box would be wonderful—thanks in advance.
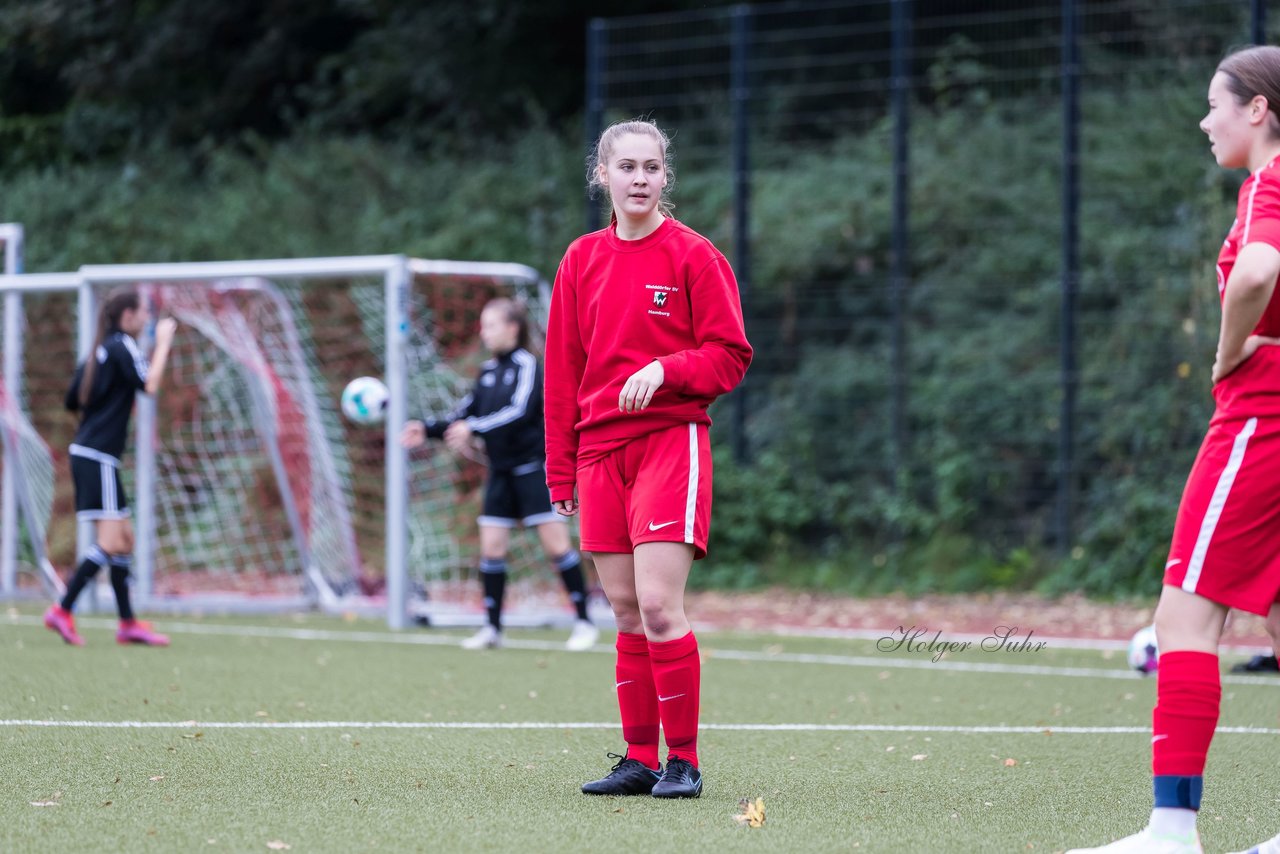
[615,632,659,770]
[1152,650,1220,777]
[649,631,701,768]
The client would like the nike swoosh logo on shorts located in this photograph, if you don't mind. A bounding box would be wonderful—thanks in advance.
[658,693,686,702]
[615,681,634,689]
[648,520,679,531]
[1151,734,1169,743]
[1165,559,1182,570]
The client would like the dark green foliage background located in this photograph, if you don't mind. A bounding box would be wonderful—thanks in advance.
[0,2,1252,597]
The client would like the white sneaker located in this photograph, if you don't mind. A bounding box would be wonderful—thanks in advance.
[461,625,502,650]
[1066,829,1202,854]
[1228,831,1280,854]
[565,620,599,651]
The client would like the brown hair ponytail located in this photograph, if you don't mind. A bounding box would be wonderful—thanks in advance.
[78,290,140,407]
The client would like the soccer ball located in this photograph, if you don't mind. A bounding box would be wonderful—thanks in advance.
[341,376,389,425]
[1127,624,1159,675]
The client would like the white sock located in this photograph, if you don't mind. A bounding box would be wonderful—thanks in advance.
[1148,807,1197,837]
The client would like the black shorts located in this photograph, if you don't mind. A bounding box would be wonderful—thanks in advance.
[479,461,561,528]
[71,449,130,520]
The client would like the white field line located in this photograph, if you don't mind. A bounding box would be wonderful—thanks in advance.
[0,719,1276,735]
[4,615,1276,686]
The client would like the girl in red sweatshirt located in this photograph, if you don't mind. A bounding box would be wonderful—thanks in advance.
[544,119,752,799]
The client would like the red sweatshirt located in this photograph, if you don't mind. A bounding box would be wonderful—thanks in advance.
[544,217,753,503]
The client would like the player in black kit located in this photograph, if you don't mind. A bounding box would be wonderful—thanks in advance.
[44,291,177,646]
[401,298,598,651]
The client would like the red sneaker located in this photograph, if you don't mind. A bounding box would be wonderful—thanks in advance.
[116,619,170,646]
[43,605,84,646]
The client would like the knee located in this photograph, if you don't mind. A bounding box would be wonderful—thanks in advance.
[1266,611,1280,642]
[98,532,130,555]
[1153,595,1222,652]
[609,594,642,629]
[1153,600,1178,646]
[638,595,677,638]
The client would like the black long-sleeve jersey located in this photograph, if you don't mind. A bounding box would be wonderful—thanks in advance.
[65,331,149,461]
[423,347,544,473]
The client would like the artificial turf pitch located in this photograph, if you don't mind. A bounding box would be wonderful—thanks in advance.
[3,608,1279,853]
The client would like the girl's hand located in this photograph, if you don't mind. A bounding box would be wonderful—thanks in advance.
[553,498,578,517]
[1213,334,1280,383]
[400,420,426,449]
[443,420,473,452]
[619,361,664,412]
[155,317,178,344]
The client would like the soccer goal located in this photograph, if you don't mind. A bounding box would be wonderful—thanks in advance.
[59,255,561,629]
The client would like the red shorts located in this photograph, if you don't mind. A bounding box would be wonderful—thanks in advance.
[1164,413,1280,615]
[577,422,713,559]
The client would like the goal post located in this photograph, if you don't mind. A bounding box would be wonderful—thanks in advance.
[0,222,19,596]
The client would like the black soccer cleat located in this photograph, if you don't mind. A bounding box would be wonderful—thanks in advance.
[650,756,702,798]
[581,753,662,796]
[1231,654,1280,673]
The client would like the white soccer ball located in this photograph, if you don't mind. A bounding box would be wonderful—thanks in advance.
[341,376,389,425]
[1127,624,1159,675]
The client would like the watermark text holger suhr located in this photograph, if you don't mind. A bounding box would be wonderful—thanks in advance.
[877,626,1047,663]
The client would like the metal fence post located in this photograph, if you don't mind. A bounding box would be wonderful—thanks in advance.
[890,0,912,494]
[1057,0,1081,555]
[585,19,606,233]
[731,5,753,463]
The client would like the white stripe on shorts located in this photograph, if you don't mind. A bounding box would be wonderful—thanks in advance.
[1183,417,1258,594]
[69,444,121,466]
[685,423,698,544]
[100,461,114,513]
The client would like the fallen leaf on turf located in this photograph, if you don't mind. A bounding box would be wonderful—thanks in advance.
[732,797,765,828]
[102,801,112,807]
[29,801,59,807]
[911,754,927,761]
[1004,758,1018,767]
[266,842,291,851]
[149,775,165,781]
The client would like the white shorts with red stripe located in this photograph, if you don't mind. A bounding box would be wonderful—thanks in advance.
[1164,413,1280,615]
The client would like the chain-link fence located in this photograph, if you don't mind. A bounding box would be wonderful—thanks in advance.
[587,1,1268,589]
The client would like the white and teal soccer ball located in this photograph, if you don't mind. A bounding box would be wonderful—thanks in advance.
[1127,624,1159,675]
[341,376,389,426]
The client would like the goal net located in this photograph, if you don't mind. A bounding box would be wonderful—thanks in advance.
[0,224,72,599]
[66,256,573,626]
